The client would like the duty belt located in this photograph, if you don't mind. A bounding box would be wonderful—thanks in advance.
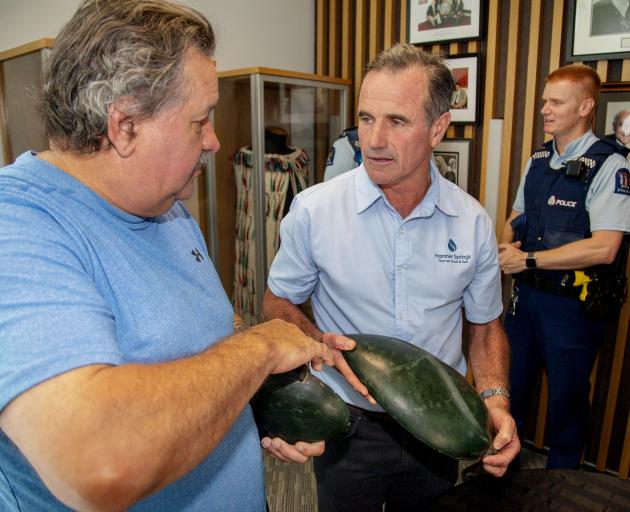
[516,271,580,298]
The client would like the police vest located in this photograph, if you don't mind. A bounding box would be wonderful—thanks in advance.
[522,138,628,256]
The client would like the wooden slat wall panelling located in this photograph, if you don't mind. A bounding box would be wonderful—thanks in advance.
[518,0,542,178]
[497,0,520,239]
[622,60,630,81]
[341,0,352,79]
[369,0,381,63]
[621,412,630,478]
[329,0,338,77]
[354,0,366,110]
[383,0,394,49]
[317,0,326,75]
[548,0,564,72]
[399,0,406,44]
[479,0,500,207]
[596,61,608,83]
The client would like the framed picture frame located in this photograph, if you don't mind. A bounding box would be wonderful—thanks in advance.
[594,83,630,146]
[433,138,471,191]
[408,0,483,45]
[445,53,480,124]
[566,0,630,61]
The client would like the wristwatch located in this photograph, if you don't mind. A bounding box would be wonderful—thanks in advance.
[480,387,510,400]
[525,251,537,269]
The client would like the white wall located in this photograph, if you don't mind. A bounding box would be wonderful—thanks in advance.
[0,0,315,73]
[0,0,314,170]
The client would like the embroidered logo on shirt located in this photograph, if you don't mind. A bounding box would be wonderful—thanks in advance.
[435,239,471,264]
[547,195,577,208]
[615,168,630,196]
[191,248,204,262]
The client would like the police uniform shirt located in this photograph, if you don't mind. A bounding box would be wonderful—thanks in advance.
[324,134,360,181]
[513,130,630,234]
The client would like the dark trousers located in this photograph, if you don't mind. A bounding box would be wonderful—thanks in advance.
[313,405,458,512]
[505,282,604,469]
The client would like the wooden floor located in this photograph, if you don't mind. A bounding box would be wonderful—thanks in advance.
[264,447,549,512]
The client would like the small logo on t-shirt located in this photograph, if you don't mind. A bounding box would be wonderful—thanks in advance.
[191,248,204,262]
[435,238,471,264]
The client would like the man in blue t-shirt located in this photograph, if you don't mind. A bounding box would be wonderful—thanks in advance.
[0,2,347,511]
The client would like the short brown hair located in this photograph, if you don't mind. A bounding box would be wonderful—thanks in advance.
[41,0,215,153]
[546,64,601,102]
[364,43,454,126]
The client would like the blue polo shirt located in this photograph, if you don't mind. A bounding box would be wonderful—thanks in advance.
[268,163,503,411]
[0,152,265,511]
[513,130,630,233]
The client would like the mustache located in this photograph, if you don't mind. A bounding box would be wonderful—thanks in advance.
[196,150,212,168]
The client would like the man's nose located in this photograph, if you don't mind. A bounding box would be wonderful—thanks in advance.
[203,121,221,153]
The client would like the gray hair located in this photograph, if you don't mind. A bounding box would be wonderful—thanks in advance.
[365,43,454,126]
[40,0,216,153]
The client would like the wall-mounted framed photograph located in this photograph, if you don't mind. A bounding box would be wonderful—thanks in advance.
[408,0,483,45]
[444,53,480,124]
[566,0,630,61]
[434,138,471,191]
[594,82,630,149]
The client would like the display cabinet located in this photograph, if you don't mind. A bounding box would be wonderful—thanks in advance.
[0,39,54,166]
[200,67,350,326]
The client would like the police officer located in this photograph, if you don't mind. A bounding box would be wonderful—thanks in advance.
[499,64,630,469]
[323,126,362,181]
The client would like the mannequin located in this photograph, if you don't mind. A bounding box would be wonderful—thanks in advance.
[264,126,292,155]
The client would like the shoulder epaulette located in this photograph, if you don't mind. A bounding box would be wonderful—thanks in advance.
[576,156,597,169]
[532,149,551,159]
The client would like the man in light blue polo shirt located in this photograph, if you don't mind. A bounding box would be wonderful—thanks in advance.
[263,43,520,512]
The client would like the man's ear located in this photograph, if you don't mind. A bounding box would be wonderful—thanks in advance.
[430,111,451,148]
[578,97,596,120]
[107,100,136,157]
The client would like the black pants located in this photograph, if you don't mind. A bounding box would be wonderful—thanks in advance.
[314,405,458,512]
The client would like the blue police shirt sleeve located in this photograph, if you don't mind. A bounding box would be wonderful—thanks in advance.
[324,136,357,182]
[586,154,630,233]
[0,198,122,412]
[512,158,532,213]
[267,195,319,304]
[462,211,503,323]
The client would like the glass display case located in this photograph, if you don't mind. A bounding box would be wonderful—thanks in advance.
[0,39,54,166]
[198,67,350,326]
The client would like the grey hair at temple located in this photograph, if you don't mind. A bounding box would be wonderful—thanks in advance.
[40,0,216,153]
[365,43,454,127]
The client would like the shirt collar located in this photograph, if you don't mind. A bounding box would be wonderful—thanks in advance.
[550,130,598,168]
[354,161,458,218]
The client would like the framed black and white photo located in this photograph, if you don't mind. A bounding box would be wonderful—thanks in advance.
[594,83,630,148]
[408,0,482,45]
[566,0,630,61]
[445,54,480,124]
[434,138,471,191]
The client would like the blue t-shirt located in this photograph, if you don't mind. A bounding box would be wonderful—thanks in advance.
[0,152,265,511]
[268,163,503,411]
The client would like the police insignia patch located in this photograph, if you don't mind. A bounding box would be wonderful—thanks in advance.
[326,146,335,167]
[614,168,630,196]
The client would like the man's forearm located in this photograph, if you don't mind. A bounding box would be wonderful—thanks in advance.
[467,319,510,408]
[262,288,322,341]
[0,322,315,511]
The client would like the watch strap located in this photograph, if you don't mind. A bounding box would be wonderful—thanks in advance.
[480,387,510,400]
[526,251,536,269]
